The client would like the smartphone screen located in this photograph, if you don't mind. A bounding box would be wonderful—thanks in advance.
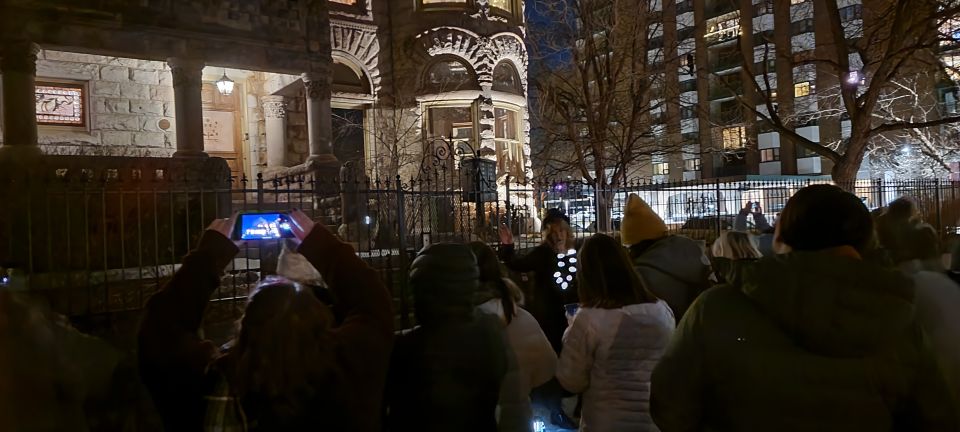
[235,213,295,240]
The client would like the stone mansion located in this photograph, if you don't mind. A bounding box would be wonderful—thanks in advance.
[0,0,530,185]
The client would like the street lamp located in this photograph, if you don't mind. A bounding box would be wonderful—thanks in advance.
[216,68,235,96]
[845,70,865,87]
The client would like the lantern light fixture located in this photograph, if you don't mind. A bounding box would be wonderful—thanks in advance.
[216,68,235,96]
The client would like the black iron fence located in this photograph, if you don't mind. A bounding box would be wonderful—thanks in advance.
[3,157,960,335]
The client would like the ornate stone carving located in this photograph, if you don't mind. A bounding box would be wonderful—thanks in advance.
[301,72,329,100]
[0,42,40,74]
[416,28,528,94]
[330,21,382,93]
[262,96,287,119]
[166,57,204,89]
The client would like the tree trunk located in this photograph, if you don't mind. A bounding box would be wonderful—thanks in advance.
[831,158,861,191]
[594,187,613,233]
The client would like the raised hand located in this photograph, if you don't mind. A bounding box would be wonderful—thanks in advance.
[288,209,317,244]
[499,223,514,245]
[207,213,243,247]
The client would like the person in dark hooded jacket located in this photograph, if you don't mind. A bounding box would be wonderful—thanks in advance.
[651,184,958,432]
[621,194,711,321]
[385,243,509,432]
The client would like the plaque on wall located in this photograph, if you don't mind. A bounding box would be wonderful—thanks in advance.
[35,81,86,127]
[202,111,236,153]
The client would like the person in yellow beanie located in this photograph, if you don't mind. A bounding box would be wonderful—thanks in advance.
[621,194,710,320]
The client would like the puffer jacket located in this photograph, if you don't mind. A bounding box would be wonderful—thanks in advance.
[556,301,675,432]
[902,262,960,409]
[651,249,959,432]
[478,292,557,432]
[632,236,711,320]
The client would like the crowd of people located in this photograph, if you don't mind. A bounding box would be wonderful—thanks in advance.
[3,183,960,431]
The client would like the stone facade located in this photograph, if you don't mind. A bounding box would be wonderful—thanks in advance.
[1,0,531,183]
[29,51,177,156]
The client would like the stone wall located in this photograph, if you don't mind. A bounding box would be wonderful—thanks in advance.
[30,50,176,156]
[286,89,310,165]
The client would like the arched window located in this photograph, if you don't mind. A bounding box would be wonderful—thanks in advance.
[492,61,522,94]
[332,60,370,94]
[424,59,477,92]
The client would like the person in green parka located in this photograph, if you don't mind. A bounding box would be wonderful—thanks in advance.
[651,184,958,432]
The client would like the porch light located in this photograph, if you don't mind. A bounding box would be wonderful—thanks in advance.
[216,69,235,96]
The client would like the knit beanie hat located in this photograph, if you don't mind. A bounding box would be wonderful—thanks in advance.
[409,243,480,326]
[620,193,668,246]
[543,208,570,226]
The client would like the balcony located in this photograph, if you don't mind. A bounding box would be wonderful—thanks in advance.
[705,26,740,46]
[710,51,743,73]
[709,75,744,101]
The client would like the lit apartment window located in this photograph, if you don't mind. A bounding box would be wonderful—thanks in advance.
[794,81,813,97]
[495,107,525,178]
[489,0,514,15]
[790,0,804,4]
[761,148,780,162]
[654,162,670,175]
[420,0,468,9]
[684,158,701,171]
[427,105,475,145]
[721,126,746,149]
[330,0,356,3]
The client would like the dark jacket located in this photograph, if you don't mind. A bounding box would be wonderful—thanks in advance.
[387,312,509,432]
[631,236,711,321]
[734,210,775,256]
[138,227,394,432]
[386,244,509,432]
[499,244,576,353]
[651,250,958,432]
[709,257,756,286]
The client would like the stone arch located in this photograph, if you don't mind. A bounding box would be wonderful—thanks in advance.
[331,53,373,95]
[331,22,382,93]
[491,61,523,94]
[420,55,481,93]
[415,27,493,88]
[489,32,528,92]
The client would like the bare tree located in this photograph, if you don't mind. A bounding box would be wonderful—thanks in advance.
[735,0,960,185]
[530,0,681,229]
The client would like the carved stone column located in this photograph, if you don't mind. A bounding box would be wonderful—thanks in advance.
[301,72,336,164]
[167,57,207,158]
[262,95,288,168]
[0,41,42,160]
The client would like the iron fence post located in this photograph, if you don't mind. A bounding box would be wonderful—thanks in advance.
[936,178,943,235]
[394,175,410,329]
[505,174,511,231]
[715,178,721,238]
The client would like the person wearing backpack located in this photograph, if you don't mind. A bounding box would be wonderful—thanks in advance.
[621,194,711,321]
[138,210,393,432]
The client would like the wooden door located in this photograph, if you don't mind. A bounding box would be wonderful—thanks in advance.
[201,83,245,187]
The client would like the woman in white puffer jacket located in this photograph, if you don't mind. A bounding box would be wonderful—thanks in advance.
[557,234,675,432]
[470,242,558,432]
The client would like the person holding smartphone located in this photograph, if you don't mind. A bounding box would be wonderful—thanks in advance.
[137,210,393,432]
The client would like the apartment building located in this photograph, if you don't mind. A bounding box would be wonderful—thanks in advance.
[644,0,954,182]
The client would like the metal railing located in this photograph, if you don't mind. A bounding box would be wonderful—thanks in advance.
[3,157,959,332]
